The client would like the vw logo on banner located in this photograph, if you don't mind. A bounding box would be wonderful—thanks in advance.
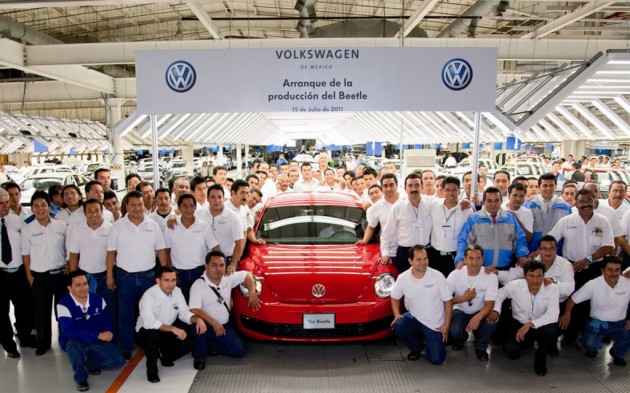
[165,61,196,93]
[442,58,473,91]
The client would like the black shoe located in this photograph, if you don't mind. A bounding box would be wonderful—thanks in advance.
[88,368,101,376]
[160,357,174,367]
[407,351,421,361]
[561,337,575,347]
[76,380,89,391]
[602,336,612,344]
[35,347,49,356]
[585,350,598,358]
[548,346,560,357]
[193,358,206,371]
[19,336,38,348]
[475,349,489,361]
[5,348,21,359]
[535,364,548,376]
[506,352,520,360]
[122,351,132,361]
[147,373,160,383]
[451,341,464,351]
[609,348,627,367]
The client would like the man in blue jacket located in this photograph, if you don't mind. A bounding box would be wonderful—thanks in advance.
[57,270,124,392]
[456,187,529,269]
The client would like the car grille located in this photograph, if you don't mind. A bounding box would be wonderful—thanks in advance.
[240,315,391,338]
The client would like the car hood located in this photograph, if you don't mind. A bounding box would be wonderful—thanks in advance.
[244,244,381,303]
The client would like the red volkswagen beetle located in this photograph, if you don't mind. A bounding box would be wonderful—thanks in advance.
[234,192,398,342]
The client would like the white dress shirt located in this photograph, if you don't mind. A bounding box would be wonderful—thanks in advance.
[225,200,252,231]
[430,199,472,252]
[293,179,320,192]
[366,196,399,229]
[547,212,614,262]
[0,214,23,269]
[380,197,432,257]
[164,218,218,270]
[189,271,248,325]
[66,221,112,274]
[135,284,194,331]
[497,255,575,302]
[571,275,630,322]
[447,266,498,314]
[494,279,560,328]
[21,218,67,272]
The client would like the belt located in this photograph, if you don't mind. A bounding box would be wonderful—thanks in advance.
[49,268,65,275]
[116,267,153,275]
[439,250,456,256]
[0,267,20,274]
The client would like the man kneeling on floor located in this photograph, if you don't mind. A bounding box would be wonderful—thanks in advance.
[190,250,261,371]
[488,260,559,376]
[57,270,125,392]
[136,266,206,383]
[559,256,630,367]
[391,245,453,365]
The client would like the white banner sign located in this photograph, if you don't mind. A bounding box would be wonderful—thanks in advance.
[136,47,497,114]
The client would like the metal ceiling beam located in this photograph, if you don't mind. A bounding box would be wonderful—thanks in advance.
[521,1,616,39]
[570,102,616,139]
[395,0,440,38]
[0,38,114,94]
[516,51,612,131]
[186,2,224,40]
[23,38,628,66]
[591,99,630,136]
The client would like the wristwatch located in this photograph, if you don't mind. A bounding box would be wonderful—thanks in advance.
[586,255,593,265]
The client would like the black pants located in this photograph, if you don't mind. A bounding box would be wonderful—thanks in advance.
[504,316,557,368]
[563,261,602,343]
[0,266,34,350]
[137,322,194,375]
[32,271,67,350]
[427,248,455,278]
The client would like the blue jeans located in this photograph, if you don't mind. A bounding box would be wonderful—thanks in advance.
[392,314,446,365]
[176,266,205,302]
[582,319,630,357]
[116,268,154,352]
[194,322,245,359]
[449,309,496,351]
[66,340,124,382]
[88,272,117,337]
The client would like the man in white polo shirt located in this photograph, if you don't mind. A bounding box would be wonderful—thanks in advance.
[189,250,261,371]
[21,190,67,356]
[106,190,168,359]
[67,198,117,331]
[148,188,176,233]
[559,257,630,367]
[391,245,453,365]
[195,184,244,274]
[68,181,114,237]
[447,245,498,361]
[164,194,218,300]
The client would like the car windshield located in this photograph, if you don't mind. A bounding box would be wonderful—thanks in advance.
[256,205,369,245]
[171,162,186,168]
[20,178,62,191]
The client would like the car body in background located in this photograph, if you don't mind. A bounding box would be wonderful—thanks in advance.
[134,162,172,188]
[234,192,398,342]
[19,172,90,206]
[76,162,107,178]
[169,160,189,178]
[446,158,500,177]
[499,162,547,179]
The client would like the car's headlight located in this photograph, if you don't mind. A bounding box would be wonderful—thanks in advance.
[374,273,396,299]
[239,275,262,297]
